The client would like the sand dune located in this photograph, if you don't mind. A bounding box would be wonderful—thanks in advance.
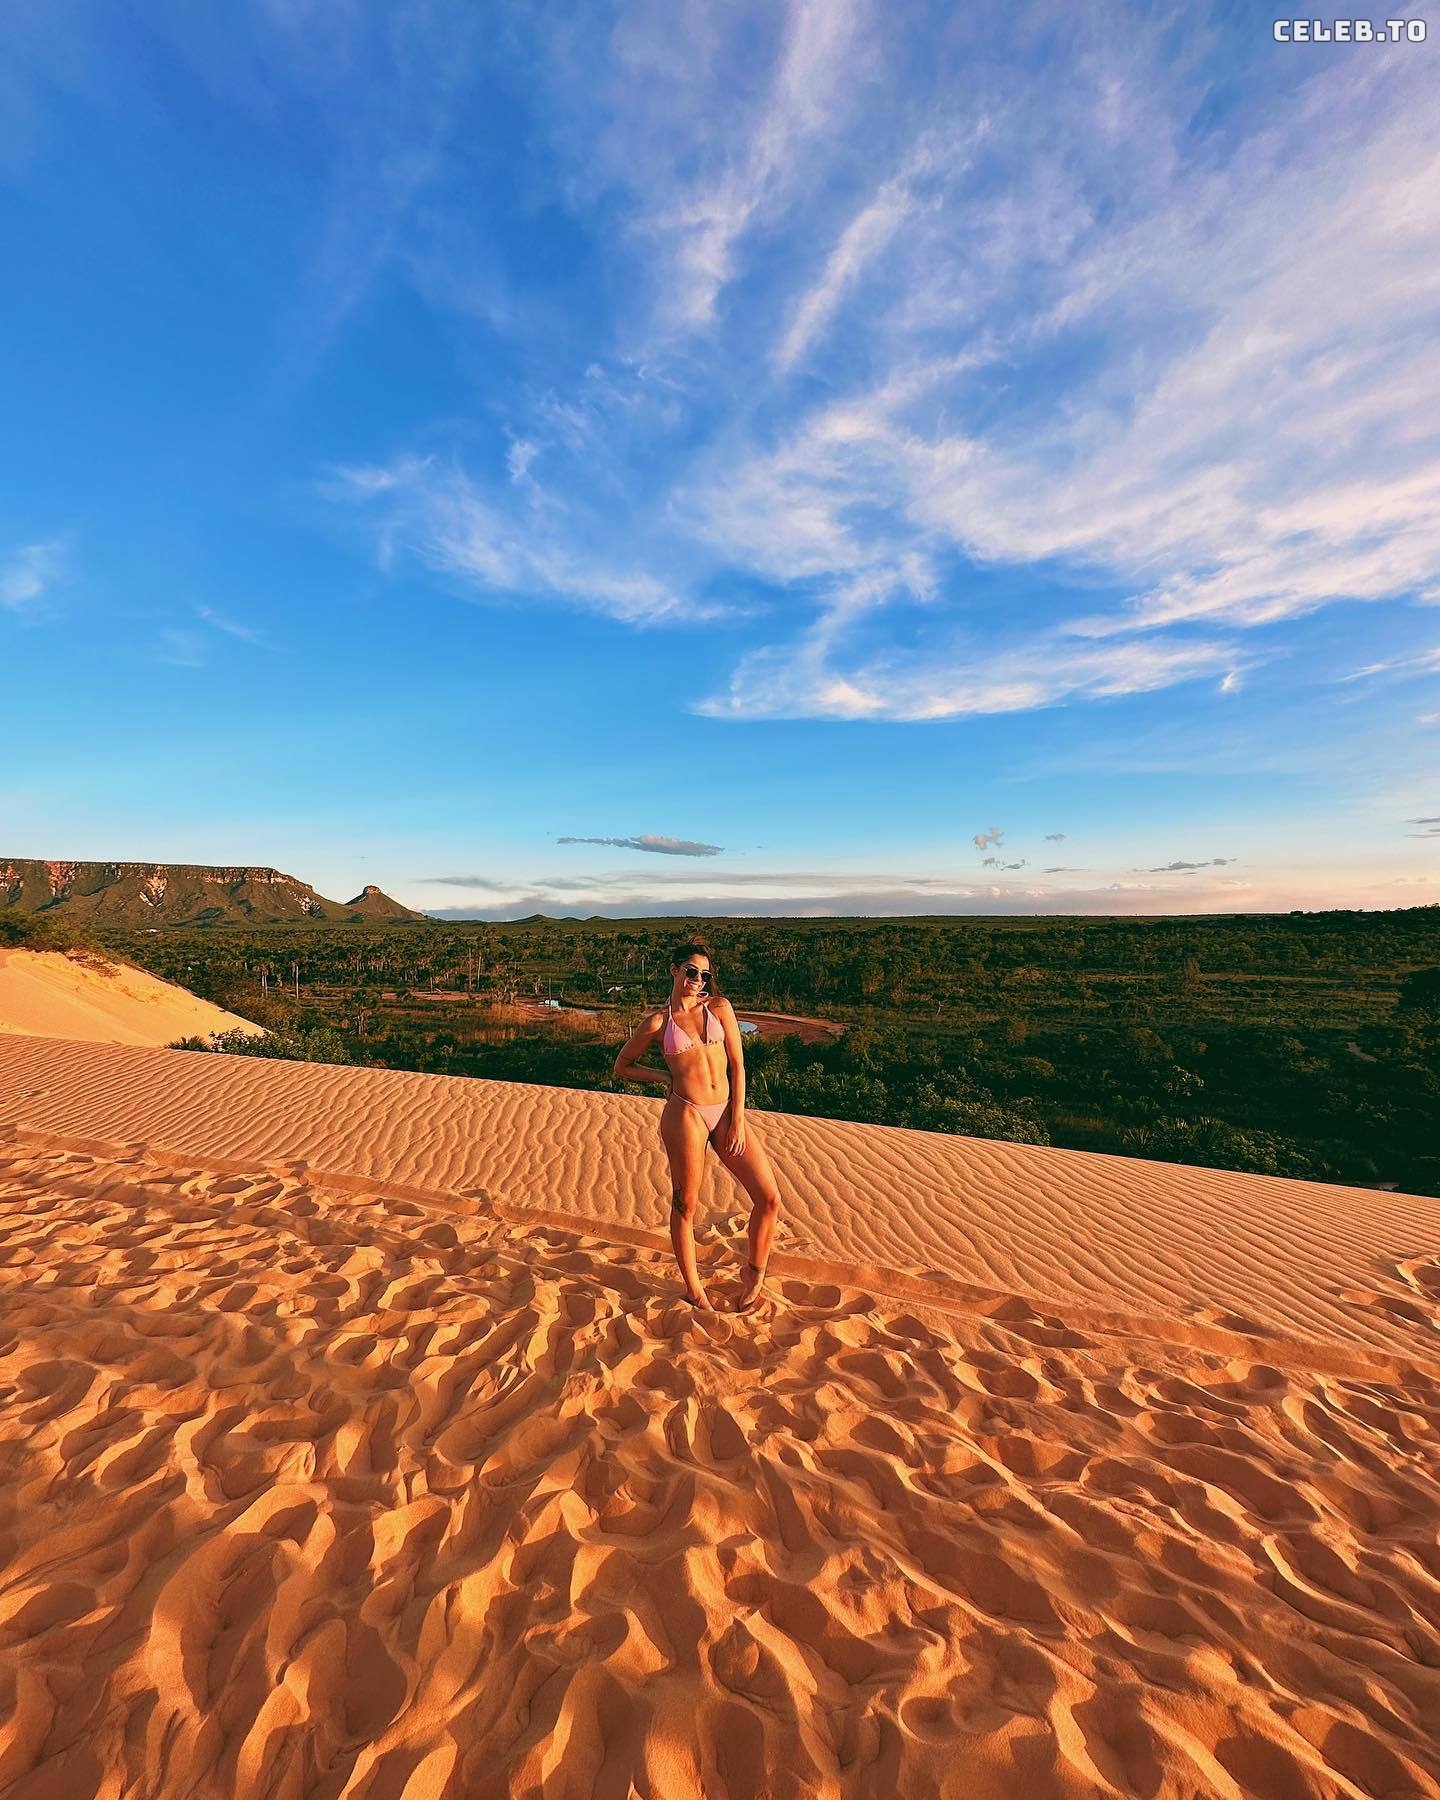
[0,950,263,1049]
[0,1044,1437,1797]
[3,1038,1436,1370]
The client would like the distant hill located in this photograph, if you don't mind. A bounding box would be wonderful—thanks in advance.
[0,859,429,928]
[344,883,426,922]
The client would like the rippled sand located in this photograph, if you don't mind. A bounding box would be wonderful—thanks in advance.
[0,1040,1437,1797]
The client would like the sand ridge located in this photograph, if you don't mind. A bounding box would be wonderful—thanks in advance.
[0,953,263,1049]
[0,1132,1438,1797]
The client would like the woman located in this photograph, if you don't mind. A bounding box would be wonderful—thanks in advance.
[613,939,782,1312]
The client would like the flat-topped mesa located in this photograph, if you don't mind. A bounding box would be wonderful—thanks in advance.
[0,858,428,927]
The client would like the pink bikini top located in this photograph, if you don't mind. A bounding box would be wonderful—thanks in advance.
[663,1002,723,1055]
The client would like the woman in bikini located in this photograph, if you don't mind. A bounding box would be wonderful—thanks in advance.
[613,939,782,1312]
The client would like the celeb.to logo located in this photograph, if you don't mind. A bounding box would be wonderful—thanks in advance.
[1273,17,1427,37]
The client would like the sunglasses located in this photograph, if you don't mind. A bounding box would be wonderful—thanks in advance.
[683,965,710,983]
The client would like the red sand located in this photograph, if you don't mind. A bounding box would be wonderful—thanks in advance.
[0,1036,1437,1797]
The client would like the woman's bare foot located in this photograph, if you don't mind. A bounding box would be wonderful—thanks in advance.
[731,1261,766,1314]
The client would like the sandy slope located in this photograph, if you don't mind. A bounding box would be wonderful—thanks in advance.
[0,1045,1437,1798]
[0,951,263,1048]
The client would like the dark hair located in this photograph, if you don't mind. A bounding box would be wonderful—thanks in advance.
[669,938,724,997]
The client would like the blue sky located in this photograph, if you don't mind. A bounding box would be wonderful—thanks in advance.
[4,0,1438,918]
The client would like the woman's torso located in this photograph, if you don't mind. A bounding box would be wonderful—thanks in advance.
[661,1001,729,1103]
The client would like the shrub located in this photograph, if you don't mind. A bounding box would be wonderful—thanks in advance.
[770,1064,892,1124]
[1397,967,1440,1021]
[169,1026,354,1065]
[897,1076,1051,1145]
[1161,1066,1205,1099]
[1119,1116,1323,1179]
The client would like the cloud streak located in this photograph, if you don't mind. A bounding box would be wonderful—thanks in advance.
[333,456,721,627]
[1,542,62,611]
[1341,647,1440,682]
[555,835,724,856]
[697,630,1239,721]
[774,168,919,372]
[1136,858,1237,873]
[196,605,265,646]
[648,0,869,329]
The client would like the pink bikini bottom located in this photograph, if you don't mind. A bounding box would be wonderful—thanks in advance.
[682,1094,729,1134]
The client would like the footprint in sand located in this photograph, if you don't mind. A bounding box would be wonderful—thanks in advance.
[709,1212,801,1250]
[1396,1254,1440,1302]
[1339,1255,1440,1335]
[1188,1304,1268,1336]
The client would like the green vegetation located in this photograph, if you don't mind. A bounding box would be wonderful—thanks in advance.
[103,906,1438,1197]
[0,911,112,965]
[171,1026,356,1064]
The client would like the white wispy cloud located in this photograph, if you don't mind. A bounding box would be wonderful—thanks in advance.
[196,605,265,645]
[155,628,206,667]
[697,628,1238,722]
[506,438,538,484]
[1339,646,1440,682]
[774,170,919,373]
[1,541,63,611]
[316,6,1440,732]
[659,26,1440,716]
[334,456,723,627]
[910,73,1439,633]
[647,0,869,328]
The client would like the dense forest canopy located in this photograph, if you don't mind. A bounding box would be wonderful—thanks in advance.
[71,907,1440,1199]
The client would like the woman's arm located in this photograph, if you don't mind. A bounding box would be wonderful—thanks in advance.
[717,998,745,1114]
[613,1012,670,1087]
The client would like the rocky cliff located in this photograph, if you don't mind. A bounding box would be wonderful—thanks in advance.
[0,860,428,927]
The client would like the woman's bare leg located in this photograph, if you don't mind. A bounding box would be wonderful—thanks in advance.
[659,1095,715,1307]
[711,1119,781,1309]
